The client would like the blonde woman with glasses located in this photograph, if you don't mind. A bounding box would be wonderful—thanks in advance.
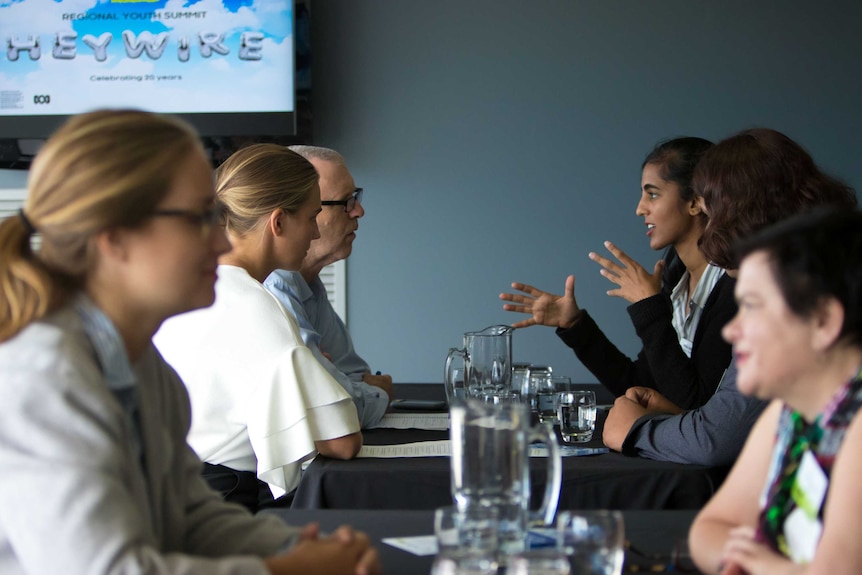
[0,110,378,575]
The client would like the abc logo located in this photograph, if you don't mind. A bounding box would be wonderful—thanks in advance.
[33,95,51,104]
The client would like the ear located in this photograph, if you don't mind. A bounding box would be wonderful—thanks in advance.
[267,208,285,237]
[92,228,129,263]
[687,197,702,216]
[811,297,845,352]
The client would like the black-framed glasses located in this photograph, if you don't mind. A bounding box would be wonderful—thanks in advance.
[152,204,223,238]
[321,188,363,213]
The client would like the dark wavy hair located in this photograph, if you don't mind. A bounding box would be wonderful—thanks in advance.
[693,128,857,269]
[734,208,862,348]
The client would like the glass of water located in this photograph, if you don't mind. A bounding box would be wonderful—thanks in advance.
[535,374,570,425]
[507,549,572,575]
[556,510,625,575]
[557,389,596,443]
[525,365,552,418]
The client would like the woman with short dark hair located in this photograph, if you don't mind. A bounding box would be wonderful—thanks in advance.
[690,208,862,574]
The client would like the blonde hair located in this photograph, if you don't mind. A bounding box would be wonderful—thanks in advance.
[0,109,203,342]
[215,143,319,236]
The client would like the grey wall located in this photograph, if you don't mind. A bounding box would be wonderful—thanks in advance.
[308,0,862,383]
[3,1,860,384]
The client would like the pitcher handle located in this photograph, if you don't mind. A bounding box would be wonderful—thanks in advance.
[444,348,466,403]
[530,422,562,527]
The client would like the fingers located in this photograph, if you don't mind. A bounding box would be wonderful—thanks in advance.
[508,281,544,296]
[603,241,635,265]
[588,251,622,275]
[355,547,381,575]
[331,525,356,544]
[299,522,320,541]
[501,303,532,314]
[718,561,745,575]
[509,318,537,329]
[563,275,575,299]
[500,293,535,305]
[652,258,664,276]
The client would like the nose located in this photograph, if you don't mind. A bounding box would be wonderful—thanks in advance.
[350,198,365,219]
[635,195,648,217]
[312,218,321,240]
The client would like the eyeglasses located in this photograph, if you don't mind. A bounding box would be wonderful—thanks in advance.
[321,188,363,213]
[151,204,224,238]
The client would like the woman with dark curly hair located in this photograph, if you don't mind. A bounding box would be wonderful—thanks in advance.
[602,128,857,467]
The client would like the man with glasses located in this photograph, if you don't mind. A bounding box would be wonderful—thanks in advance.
[264,146,392,428]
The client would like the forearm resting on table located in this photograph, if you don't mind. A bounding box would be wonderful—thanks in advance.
[362,373,393,397]
[315,431,362,459]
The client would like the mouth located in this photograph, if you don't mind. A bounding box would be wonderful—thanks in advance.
[646,223,655,236]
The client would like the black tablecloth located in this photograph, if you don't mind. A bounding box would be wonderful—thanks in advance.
[261,507,702,574]
[291,384,725,511]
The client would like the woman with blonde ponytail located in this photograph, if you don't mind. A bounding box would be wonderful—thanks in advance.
[0,110,378,575]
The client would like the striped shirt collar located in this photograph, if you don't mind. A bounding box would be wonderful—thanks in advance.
[671,263,724,313]
[670,263,725,357]
[73,294,137,393]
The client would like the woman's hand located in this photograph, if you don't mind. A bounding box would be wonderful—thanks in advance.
[500,275,582,329]
[602,395,649,451]
[625,386,684,415]
[589,241,663,304]
[265,525,380,575]
[718,526,800,575]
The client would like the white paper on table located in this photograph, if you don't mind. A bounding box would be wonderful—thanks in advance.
[382,535,438,556]
[529,443,609,457]
[356,440,609,458]
[368,412,450,430]
[356,440,452,458]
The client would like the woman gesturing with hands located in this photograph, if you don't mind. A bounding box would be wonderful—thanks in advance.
[501,137,735,410]
[589,240,664,304]
[504,275,582,330]
[504,242,664,327]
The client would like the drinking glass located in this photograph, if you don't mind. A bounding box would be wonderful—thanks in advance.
[430,551,499,575]
[557,389,596,443]
[482,391,520,405]
[434,505,499,556]
[527,366,553,422]
[512,363,532,402]
[507,549,572,575]
[557,510,625,575]
[536,374,570,425]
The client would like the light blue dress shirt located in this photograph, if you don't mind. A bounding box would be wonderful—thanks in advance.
[264,269,388,428]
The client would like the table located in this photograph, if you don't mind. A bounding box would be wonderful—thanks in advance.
[261,507,703,574]
[291,384,726,511]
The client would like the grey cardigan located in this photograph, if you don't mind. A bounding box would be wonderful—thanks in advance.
[0,305,299,574]
[620,359,769,466]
